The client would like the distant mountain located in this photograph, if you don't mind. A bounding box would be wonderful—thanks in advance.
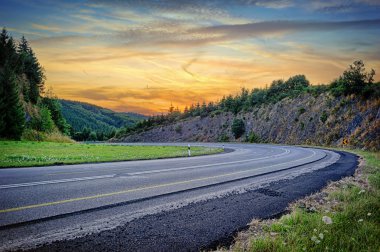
[59,99,146,133]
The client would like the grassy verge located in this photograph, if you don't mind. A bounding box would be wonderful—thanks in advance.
[0,141,223,168]
[229,149,380,252]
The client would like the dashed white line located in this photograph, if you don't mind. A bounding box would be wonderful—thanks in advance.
[0,147,292,190]
[0,175,116,189]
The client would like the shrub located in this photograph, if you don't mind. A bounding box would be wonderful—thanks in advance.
[30,106,55,133]
[40,107,55,133]
[330,60,375,97]
[320,111,328,124]
[21,129,74,143]
[231,118,245,139]
[248,132,260,143]
[88,131,97,141]
[298,107,306,114]
[175,124,182,133]
[218,133,229,142]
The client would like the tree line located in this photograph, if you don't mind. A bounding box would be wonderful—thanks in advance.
[0,28,70,140]
[117,60,378,137]
[0,28,144,142]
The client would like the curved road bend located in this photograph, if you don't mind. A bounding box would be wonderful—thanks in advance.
[0,143,358,251]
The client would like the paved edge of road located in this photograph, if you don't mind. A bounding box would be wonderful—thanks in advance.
[23,149,358,252]
[204,150,359,250]
[0,147,323,230]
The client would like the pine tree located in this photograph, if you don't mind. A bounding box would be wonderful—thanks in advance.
[0,74,5,136]
[17,36,45,104]
[0,27,9,66]
[0,28,9,135]
[0,28,18,69]
[41,96,70,134]
[0,65,25,139]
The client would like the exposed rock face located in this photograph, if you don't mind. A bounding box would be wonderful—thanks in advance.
[116,93,380,150]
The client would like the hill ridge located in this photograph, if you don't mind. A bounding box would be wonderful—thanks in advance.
[59,99,146,133]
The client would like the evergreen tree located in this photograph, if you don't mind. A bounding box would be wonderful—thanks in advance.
[17,36,45,104]
[200,101,208,117]
[0,74,5,136]
[0,28,19,70]
[81,127,91,141]
[0,66,25,139]
[0,28,9,135]
[330,60,375,96]
[0,27,9,66]
[231,118,245,139]
[41,97,70,134]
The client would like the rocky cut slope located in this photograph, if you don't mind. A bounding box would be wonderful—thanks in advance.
[116,93,379,150]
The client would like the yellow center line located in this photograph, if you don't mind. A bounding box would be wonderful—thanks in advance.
[0,150,318,214]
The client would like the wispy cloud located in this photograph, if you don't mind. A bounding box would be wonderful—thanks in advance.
[182,58,198,77]
[31,23,62,32]
[3,0,379,114]
[193,19,380,40]
[90,0,294,11]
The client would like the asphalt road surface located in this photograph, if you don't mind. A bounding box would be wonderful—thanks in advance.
[0,143,358,251]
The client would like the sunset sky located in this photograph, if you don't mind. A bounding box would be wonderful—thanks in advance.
[2,0,380,114]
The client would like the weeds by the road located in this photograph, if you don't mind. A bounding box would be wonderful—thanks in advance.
[225,150,380,252]
[0,141,223,167]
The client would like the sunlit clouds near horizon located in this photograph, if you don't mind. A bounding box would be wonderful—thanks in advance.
[2,0,380,114]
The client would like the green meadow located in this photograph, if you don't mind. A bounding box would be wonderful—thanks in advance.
[0,141,222,168]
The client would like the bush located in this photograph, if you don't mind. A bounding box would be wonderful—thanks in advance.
[320,111,328,124]
[300,122,305,130]
[88,131,97,141]
[175,124,182,134]
[21,129,74,143]
[231,118,245,139]
[21,129,44,141]
[30,106,55,133]
[330,60,375,97]
[218,133,229,142]
[248,132,260,143]
[40,107,55,133]
[40,97,70,135]
[298,107,306,114]
[210,109,222,117]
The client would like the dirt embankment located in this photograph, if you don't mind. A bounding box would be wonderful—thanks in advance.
[116,93,379,150]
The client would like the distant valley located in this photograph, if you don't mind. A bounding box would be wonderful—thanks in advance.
[59,99,146,136]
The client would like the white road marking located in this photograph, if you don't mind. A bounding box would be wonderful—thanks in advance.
[0,147,295,190]
[126,148,291,176]
[0,175,116,189]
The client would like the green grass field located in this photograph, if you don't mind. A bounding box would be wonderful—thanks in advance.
[0,141,223,167]
[232,149,380,252]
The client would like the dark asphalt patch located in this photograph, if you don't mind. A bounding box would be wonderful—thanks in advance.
[26,151,358,252]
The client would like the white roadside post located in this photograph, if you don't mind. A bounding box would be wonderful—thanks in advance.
[188,144,191,157]
[222,144,225,150]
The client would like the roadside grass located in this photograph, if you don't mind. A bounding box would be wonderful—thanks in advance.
[0,141,223,168]
[230,150,380,252]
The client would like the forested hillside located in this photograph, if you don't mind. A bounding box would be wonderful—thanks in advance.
[115,61,380,150]
[0,28,71,142]
[60,99,145,140]
[0,28,145,142]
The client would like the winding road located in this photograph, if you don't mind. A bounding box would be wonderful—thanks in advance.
[0,143,357,251]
